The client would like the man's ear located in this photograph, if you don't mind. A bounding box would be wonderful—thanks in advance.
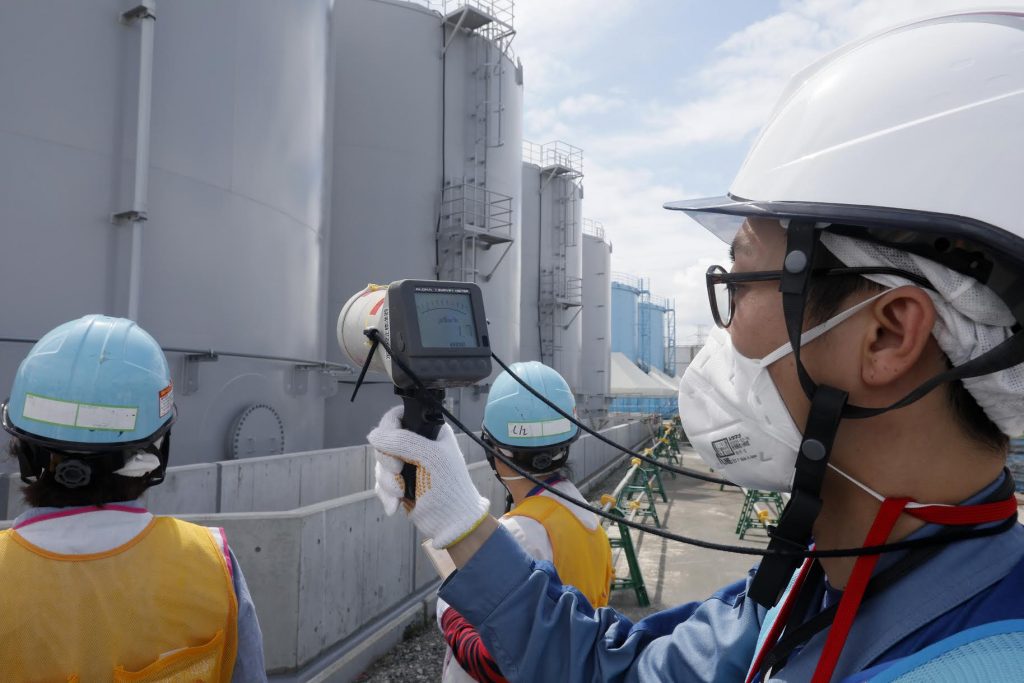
[861,287,937,387]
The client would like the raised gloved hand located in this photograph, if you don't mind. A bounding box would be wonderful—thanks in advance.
[368,405,490,548]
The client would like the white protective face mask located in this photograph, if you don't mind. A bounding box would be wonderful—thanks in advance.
[677,291,889,492]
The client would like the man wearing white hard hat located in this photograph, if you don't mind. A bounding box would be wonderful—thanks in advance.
[368,11,1024,682]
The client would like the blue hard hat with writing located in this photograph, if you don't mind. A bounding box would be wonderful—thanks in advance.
[1,315,175,450]
[483,361,579,450]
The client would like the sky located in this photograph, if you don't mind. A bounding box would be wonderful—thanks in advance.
[510,0,1024,345]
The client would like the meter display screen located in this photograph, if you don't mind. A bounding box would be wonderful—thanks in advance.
[414,290,479,349]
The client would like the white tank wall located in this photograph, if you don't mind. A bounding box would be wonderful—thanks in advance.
[519,165,542,363]
[323,0,523,446]
[581,233,611,409]
[519,165,583,391]
[644,304,667,374]
[0,0,331,466]
[451,31,523,428]
[561,181,584,392]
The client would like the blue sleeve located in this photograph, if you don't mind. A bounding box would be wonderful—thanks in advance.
[228,547,268,683]
[438,526,765,683]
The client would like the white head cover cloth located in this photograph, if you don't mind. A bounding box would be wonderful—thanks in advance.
[113,452,162,477]
[820,232,1024,436]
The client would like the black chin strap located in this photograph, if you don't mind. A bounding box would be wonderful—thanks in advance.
[750,221,842,607]
[749,384,848,607]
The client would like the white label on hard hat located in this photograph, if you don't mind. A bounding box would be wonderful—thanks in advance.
[22,393,138,432]
[77,404,138,431]
[23,394,78,427]
[159,384,173,418]
[507,418,572,439]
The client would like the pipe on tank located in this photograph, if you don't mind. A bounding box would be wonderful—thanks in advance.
[119,0,156,321]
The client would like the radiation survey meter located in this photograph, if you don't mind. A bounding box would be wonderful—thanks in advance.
[337,280,492,499]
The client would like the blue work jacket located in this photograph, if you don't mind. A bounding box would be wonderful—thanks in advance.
[439,478,1024,682]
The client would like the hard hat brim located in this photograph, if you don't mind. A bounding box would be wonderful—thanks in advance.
[664,194,1024,323]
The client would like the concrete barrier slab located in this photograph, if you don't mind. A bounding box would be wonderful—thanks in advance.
[219,456,302,513]
[358,496,416,624]
[144,462,219,514]
[299,453,342,509]
[298,448,368,508]
[361,446,377,491]
[320,496,373,648]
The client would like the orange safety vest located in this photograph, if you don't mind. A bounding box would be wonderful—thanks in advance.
[506,495,614,607]
[0,516,238,682]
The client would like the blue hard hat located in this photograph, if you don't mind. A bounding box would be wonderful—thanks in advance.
[483,361,579,450]
[1,315,175,450]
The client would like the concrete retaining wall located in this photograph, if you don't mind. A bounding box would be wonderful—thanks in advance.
[1,419,652,520]
[0,417,657,678]
[204,419,653,675]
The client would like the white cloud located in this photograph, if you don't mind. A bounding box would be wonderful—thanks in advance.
[512,0,635,96]
[598,0,1021,154]
[514,0,1024,339]
[673,258,720,343]
[557,93,624,118]
[579,161,730,335]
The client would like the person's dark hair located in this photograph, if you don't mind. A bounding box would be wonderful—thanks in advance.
[808,245,1008,453]
[9,438,154,508]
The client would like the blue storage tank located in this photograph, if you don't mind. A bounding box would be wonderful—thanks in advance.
[641,301,667,374]
[611,278,641,364]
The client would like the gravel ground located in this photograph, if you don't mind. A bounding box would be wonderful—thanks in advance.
[353,620,446,683]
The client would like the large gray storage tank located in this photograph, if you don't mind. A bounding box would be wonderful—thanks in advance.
[323,0,523,446]
[580,223,611,417]
[0,0,331,466]
[519,141,584,393]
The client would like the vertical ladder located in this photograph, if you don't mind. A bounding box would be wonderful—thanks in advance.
[439,3,514,284]
[664,304,676,376]
[637,281,651,372]
[531,142,582,367]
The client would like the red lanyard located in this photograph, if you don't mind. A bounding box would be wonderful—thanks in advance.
[746,495,1018,683]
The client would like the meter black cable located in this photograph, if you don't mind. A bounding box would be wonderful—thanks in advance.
[364,329,1019,559]
[489,351,733,486]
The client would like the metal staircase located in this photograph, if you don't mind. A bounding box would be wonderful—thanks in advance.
[637,280,651,372]
[436,1,517,283]
[664,304,677,376]
[525,141,584,368]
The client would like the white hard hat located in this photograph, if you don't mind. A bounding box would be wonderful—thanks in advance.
[666,10,1024,434]
[667,10,1024,326]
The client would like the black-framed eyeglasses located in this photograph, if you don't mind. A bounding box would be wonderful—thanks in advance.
[705,265,934,328]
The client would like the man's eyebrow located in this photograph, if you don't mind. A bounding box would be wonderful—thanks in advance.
[730,233,755,263]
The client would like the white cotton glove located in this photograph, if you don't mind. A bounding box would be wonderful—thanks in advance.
[368,405,490,549]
